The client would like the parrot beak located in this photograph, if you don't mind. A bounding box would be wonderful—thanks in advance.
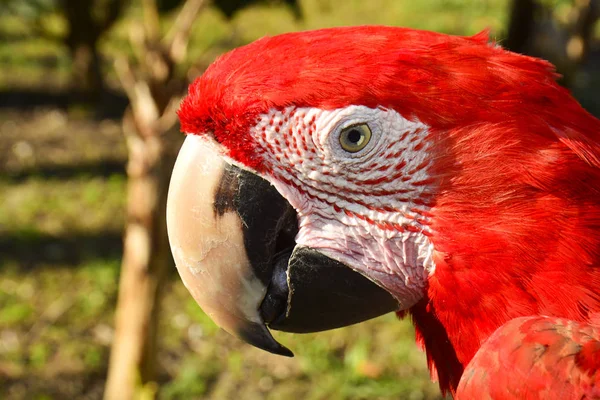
[167,135,399,357]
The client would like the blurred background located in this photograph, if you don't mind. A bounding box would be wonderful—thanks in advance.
[0,0,598,399]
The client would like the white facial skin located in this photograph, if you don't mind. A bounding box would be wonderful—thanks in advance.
[228,105,437,309]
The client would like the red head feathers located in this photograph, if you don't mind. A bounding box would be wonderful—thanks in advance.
[179,26,600,171]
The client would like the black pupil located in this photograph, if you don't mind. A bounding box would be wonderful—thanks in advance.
[347,129,362,144]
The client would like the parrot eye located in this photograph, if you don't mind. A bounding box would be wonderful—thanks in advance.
[339,123,372,153]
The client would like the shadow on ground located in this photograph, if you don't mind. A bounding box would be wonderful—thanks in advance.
[0,88,129,120]
[3,160,126,183]
[0,231,123,269]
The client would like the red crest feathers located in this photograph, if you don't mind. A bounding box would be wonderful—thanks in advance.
[178,26,599,172]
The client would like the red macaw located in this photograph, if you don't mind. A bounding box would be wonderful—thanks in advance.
[166,26,600,398]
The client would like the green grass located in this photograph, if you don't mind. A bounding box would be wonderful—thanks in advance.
[0,175,126,235]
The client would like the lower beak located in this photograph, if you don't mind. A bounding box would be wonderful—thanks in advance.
[167,135,399,356]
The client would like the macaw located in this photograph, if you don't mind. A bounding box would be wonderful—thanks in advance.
[166,26,600,398]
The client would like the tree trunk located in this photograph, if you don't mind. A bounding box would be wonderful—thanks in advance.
[504,0,599,88]
[103,0,207,397]
[69,39,104,101]
[61,0,127,102]
[504,0,537,54]
[104,112,177,400]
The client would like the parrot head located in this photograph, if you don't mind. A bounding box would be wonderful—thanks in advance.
[168,26,600,391]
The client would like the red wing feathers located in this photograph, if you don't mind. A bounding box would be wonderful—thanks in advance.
[456,316,600,399]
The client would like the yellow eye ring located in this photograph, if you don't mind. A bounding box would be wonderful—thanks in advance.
[339,123,372,153]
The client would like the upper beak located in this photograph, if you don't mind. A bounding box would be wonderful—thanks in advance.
[167,135,399,356]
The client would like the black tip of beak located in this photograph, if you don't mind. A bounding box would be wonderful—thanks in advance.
[259,247,399,334]
[237,322,294,357]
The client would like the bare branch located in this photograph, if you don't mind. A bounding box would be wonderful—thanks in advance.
[141,0,161,42]
[115,56,159,134]
[132,82,161,135]
[100,0,132,32]
[156,96,183,134]
[164,0,208,63]
[114,57,138,101]
[128,22,147,65]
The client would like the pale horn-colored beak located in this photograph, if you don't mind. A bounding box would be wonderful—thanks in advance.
[167,134,399,357]
[166,134,292,356]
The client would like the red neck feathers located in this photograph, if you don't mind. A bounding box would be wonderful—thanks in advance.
[409,72,600,395]
[178,26,600,396]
